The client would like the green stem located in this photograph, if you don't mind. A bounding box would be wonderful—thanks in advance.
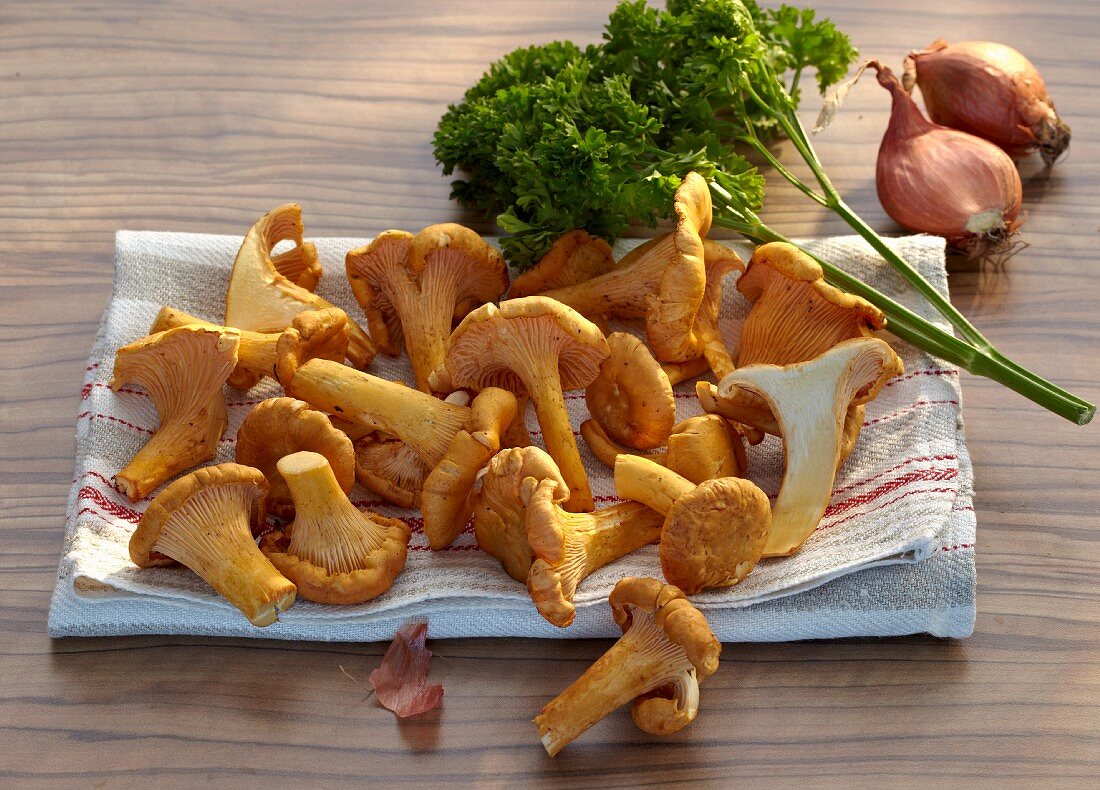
[712,212,1095,425]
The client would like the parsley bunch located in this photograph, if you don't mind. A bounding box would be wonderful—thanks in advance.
[433,0,1093,423]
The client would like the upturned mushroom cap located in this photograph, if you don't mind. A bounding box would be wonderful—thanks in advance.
[585,332,675,451]
[524,477,663,628]
[151,306,348,392]
[111,325,239,502]
[224,204,376,369]
[534,575,721,755]
[260,451,409,605]
[421,388,519,549]
[614,455,771,594]
[609,577,721,678]
[130,463,296,627]
[440,296,609,511]
[720,337,903,557]
[473,446,568,581]
[509,230,615,298]
[354,435,428,509]
[346,223,508,391]
[736,241,885,367]
[234,397,355,522]
[345,230,414,355]
[148,306,270,390]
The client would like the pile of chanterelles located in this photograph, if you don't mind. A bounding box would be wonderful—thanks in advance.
[112,177,903,753]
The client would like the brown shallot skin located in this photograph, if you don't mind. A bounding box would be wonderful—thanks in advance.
[905,40,1070,165]
[873,63,1022,253]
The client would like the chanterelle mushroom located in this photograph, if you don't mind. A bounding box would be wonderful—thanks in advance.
[151,306,349,391]
[721,337,903,557]
[673,239,744,381]
[508,229,615,299]
[283,359,469,468]
[534,576,721,755]
[433,296,609,512]
[130,463,295,627]
[354,435,429,509]
[346,223,508,392]
[421,387,518,549]
[524,476,663,628]
[615,454,771,593]
[223,204,376,369]
[472,446,565,582]
[532,172,711,363]
[581,414,747,485]
[585,332,675,451]
[112,325,238,502]
[235,397,355,521]
[259,451,409,605]
[281,358,517,517]
[721,241,891,460]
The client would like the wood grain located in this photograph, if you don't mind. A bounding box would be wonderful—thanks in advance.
[1,0,1098,786]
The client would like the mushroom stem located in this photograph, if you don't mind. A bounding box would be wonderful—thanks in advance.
[662,357,712,386]
[534,606,694,757]
[286,359,468,465]
[526,362,594,512]
[280,453,386,573]
[613,455,694,515]
[116,407,226,502]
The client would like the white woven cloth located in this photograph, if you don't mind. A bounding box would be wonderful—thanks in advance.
[48,231,976,641]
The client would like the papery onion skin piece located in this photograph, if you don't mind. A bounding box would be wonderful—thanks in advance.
[905,39,1070,165]
[874,63,1022,253]
[369,621,443,718]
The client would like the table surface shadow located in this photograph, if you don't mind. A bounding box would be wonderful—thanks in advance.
[1,0,1097,787]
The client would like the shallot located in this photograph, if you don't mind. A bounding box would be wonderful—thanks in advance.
[904,40,1070,164]
[873,62,1023,253]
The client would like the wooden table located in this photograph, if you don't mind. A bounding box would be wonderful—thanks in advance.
[2,1,1097,786]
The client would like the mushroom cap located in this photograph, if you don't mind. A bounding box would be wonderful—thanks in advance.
[665,414,747,484]
[473,446,568,581]
[644,171,712,362]
[443,296,609,394]
[585,332,675,451]
[609,576,721,679]
[234,397,355,522]
[660,477,772,594]
[736,242,886,366]
[509,230,615,298]
[273,308,351,388]
[345,230,414,356]
[130,463,268,567]
[408,223,509,300]
[354,435,428,509]
[260,526,408,605]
